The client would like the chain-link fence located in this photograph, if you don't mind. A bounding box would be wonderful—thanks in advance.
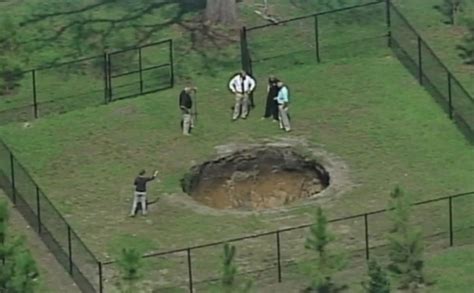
[240,0,473,142]
[0,40,174,125]
[389,2,474,142]
[241,1,388,74]
[0,141,100,292]
[99,191,474,292]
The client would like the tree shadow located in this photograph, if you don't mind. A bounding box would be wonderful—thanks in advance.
[19,0,240,76]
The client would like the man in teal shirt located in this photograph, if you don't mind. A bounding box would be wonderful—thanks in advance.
[275,81,291,132]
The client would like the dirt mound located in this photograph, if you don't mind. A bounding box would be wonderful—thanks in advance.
[181,147,330,210]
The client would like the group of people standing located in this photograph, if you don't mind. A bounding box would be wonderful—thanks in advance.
[261,75,291,132]
[178,70,291,135]
[130,70,292,217]
[228,70,291,132]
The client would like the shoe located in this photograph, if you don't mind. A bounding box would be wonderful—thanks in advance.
[129,214,136,217]
[272,119,278,123]
[285,129,291,132]
[260,117,266,120]
[242,116,247,120]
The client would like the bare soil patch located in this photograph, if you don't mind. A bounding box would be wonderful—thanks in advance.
[181,146,330,210]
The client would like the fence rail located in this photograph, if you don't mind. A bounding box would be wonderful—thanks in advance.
[0,140,100,292]
[387,2,473,141]
[240,0,474,141]
[100,191,474,292]
[0,1,473,292]
[0,39,174,125]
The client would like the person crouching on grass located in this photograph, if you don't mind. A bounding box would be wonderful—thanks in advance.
[275,81,291,132]
[179,86,197,136]
[130,169,159,217]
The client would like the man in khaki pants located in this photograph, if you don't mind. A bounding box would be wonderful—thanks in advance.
[179,86,196,135]
[275,81,291,132]
[228,70,256,121]
[130,170,159,217]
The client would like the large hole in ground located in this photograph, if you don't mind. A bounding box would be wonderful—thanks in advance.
[181,147,330,210]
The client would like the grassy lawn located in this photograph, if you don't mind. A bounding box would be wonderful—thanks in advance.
[0,46,473,290]
[393,0,474,95]
[256,243,474,293]
[0,0,473,291]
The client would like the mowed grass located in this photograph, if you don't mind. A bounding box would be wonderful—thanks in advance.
[256,243,474,293]
[393,0,474,94]
[0,47,473,261]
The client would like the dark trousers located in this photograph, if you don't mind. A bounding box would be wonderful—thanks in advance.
[264,94,279,120]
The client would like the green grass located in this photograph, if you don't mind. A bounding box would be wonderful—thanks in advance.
[0,0,473,291]
[393,0,474,95]
[0,47,473,290]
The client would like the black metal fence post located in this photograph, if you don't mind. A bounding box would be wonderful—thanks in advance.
[447,72,453,119]
[364,213,370,260]
[98,262,103,293]
[10,153,16,205]
[67,224,73,275]
[169,39,175,88]
[187,248,193,293]
[417,36,423,85]
[107,54,113,102]
[314,15,321,63]
[103,53,109,105]
[138,47,144,94]
[240,27,249,72]
[276,231,282,282]
[448,197,453,246]
[32,70,38,118]
[36,186,41,233]
[386,0,391,47]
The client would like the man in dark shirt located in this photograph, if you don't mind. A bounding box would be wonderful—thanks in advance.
[130,169,159,217]
[179,86,197,136]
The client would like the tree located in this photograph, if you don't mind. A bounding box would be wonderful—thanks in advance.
[386,187,425,291]
[212,243,251,293]
[304,207,346,293]
[0,200,39,293]
[457,19,474,64]
[116,248,144,293]
[433,0,464,25]
[362,259,390,293]
[0,16,25,95]
[205,0,237,25]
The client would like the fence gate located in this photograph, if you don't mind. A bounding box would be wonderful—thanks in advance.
[107,39,174,101]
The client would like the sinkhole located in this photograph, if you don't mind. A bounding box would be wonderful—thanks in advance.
[180,146,330,210]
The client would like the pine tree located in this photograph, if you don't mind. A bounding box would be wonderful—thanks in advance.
[433,0,464,25]
[116,248,143,293]
[222,243,237,290]
[0,16,25,95]
[457,19,474,64]
[0,200,39,292]
[8,245,39,293]
[362,259,390,293]
[386,187,425,291]
[213,243,251,293]
[304,207,346,293]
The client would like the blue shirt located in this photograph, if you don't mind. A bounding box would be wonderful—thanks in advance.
[276,86,289,104]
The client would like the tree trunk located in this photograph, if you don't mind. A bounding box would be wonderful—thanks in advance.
[205,0,237,25]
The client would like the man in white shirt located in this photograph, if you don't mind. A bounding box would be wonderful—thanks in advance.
[228,70,256,121]
[275,81,291,132]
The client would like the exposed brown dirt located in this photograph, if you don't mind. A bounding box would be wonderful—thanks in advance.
[182,146,330,210]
